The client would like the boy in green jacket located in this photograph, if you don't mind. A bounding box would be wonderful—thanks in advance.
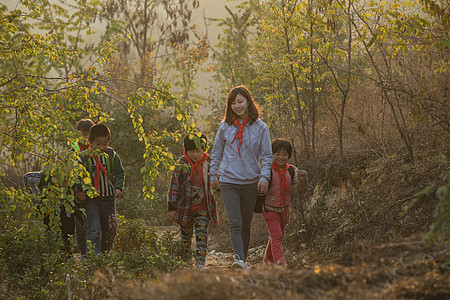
[76,124,125,254]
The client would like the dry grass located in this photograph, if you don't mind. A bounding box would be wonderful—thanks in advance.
[106,235,448,300]
[105,140,449,300]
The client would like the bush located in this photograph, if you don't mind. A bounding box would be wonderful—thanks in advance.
[116,188,168,225]
[417,156,450,257]
[0,209,184,299]
[114,216,185,274]
[0,221,70,299]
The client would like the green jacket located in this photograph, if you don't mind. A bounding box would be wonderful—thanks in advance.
[79,147,125,192]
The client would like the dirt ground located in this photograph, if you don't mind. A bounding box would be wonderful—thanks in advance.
[109,229,449,300]
[110,154,449,299]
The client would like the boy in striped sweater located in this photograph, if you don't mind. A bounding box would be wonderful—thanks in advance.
[76,124,125,254]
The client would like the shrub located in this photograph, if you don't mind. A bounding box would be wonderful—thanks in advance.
[116,188,168,225]
[114,216,185,274]
[419,156,450,258]
[0,221,69,299]
[0,209,184,299]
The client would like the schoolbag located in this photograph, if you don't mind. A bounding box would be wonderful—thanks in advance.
[254,165,295,213]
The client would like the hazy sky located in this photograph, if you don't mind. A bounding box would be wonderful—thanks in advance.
[4,0,239,118]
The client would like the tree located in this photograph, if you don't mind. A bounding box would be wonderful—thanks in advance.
[199,0,261,134]
[251,0,331,159]
[96,0,208,186]
[100,0,201,85]
[0,0,197,228]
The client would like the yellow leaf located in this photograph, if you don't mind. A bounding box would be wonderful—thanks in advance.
[176,114,183,121]
[83,177,91,184]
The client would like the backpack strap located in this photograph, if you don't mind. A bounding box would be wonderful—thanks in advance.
[105,147,115,177]
[288,165,295,181]
[80,153,93,175]
[267,169,273,190]
[80,148,115,176]
[267,165,294,190]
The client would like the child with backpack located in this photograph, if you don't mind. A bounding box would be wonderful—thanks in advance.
[23,170,77,254]
[167,134,218,269]
[260,138,308,267]
[23,118,95,255]
[76,124,125,254]
[71,118,95,257]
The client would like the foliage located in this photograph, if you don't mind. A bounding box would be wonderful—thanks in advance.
[116,188,168,225]
[422,0,450,73]
[424,173,450,248]
[212,0,259,89]
[0,227,70,299]
[0,2,196,297]
[204,0,260,131]
[0,212,183,298]
[407,156,450,250]
[113,216,184,274]
[251,0,333,157]
[93,0,210,189]
[169,27,211,105]
[127,83,197,199]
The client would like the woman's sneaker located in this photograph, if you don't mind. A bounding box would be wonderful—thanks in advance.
[231,254,248,271]
[195,264,208,271]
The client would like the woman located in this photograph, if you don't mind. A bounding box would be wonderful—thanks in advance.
[209,85,273,270]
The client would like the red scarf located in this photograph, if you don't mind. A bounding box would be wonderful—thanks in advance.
[91,149,109,192]
[272,162,289,205]
[230,116,248,156]
[78,141,88,151]
[184,152,208,187]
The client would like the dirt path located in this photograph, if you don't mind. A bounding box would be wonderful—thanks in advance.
[112,229,449,300]
[155,225,266,271]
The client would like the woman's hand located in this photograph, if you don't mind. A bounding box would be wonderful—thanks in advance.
[257,180,269,196]
[211,179,220,191]
[166,211,177,222]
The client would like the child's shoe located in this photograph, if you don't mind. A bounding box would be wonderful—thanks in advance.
[231,254,248,271]
[275,263,288,270]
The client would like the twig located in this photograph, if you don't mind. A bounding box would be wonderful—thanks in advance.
[66,274,71,300]
[390,196,414,208]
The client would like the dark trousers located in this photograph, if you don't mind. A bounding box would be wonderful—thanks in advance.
[43,205,74,253]
[220,182,258,261]
[85,196,117,254]
[74,207,86,255]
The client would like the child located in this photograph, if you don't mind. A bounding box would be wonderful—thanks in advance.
[73,118,95,152]
[209,86,273,271]
[261,138,308,267]
[71,118,95,256]
[76,124,125,254]
[167,133,218,269]
[23,118,95,255]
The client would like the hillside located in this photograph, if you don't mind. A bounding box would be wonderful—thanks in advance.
[108,151,449,299]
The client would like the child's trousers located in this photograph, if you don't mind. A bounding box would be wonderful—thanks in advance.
[85,196,116,254]
[262,206,290,265]
[180,211,209,266]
